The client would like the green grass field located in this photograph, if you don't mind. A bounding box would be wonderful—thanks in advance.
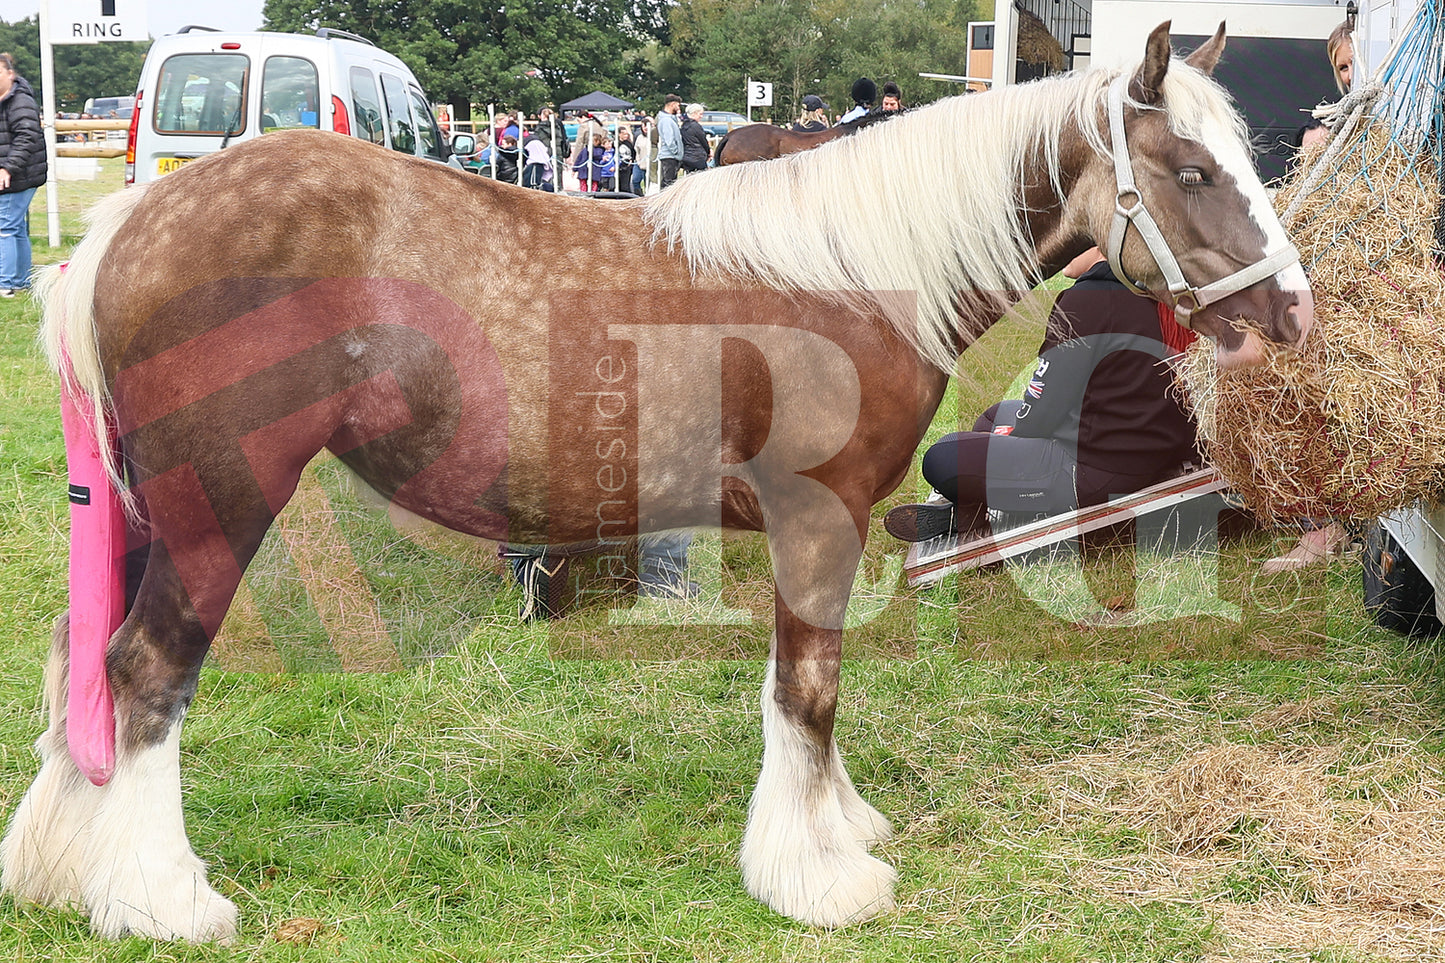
[3,161,1445,961]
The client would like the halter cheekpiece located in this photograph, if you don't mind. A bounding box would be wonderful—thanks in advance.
[1103,77,1300,329]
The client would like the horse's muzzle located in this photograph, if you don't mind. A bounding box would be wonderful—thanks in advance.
[1206,282,1313,370]
[1286,287,1315,349]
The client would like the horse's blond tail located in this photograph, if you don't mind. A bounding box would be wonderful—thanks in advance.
[37,185,149,516]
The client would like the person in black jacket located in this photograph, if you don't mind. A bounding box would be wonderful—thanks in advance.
[491,134,521,184]
[885,247,1201,542]
[0,52,45,296]
[680,103,710,173]
[792,94,830,132]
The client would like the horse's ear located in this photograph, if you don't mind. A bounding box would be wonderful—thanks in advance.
[1185,22,1227,75]
[1130,21,1174,105]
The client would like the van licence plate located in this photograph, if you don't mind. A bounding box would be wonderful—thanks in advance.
[156,157,192,176]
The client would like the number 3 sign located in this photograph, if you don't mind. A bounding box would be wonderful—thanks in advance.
[747,80,773,107]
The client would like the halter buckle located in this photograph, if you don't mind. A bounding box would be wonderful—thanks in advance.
[1172,289,1202,318]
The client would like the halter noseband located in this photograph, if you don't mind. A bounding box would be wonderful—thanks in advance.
[1103,77,1300,329]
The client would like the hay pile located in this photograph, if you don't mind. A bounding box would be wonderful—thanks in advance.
[1042,738,1445,958]
[1117,744,1445,923]
[1181,128,1445,523]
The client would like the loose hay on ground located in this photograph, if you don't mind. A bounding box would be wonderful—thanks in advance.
[1182,128,1445,523]
[1038,735,1445,959]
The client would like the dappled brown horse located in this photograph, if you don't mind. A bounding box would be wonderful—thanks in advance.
[713,108,899,165]
[3,24,1311,940]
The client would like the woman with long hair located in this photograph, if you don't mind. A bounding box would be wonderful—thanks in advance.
[1327,19,1354,94]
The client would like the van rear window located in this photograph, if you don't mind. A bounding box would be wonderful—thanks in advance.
[154,54,248,135]
[261,56,320,131]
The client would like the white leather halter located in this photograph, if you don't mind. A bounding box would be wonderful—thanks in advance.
[1103,77,1300,329]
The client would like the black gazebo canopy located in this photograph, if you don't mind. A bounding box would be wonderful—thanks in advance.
[559,90,634,111]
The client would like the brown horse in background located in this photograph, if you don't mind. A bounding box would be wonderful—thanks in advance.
[3,23,1311,942]
[713,108,901,165]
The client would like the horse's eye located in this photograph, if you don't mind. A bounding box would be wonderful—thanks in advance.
[1178,168,1206,187]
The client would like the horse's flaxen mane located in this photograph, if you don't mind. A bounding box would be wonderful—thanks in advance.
[645,59,1246,373]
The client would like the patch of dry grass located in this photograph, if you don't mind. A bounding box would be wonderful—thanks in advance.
[1034,712,1445,959]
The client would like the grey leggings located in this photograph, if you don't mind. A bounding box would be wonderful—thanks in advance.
[921,402,1166,527]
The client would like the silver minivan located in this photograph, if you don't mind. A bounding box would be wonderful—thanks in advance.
[127,26,447,185]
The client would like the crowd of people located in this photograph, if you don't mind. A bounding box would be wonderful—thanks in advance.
[459,106,659,194]
[460,76,910,198]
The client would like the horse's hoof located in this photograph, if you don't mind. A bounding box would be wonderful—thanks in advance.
[86,869,239,943]
[742,839,897,928]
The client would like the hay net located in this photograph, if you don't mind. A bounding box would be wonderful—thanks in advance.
[1183,1,1445,524]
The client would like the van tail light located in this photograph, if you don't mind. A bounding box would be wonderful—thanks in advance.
[331,95,350,136]
[124,91,142,185]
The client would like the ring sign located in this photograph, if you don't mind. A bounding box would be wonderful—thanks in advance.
[48,0,148,44]
[747,81,773,107]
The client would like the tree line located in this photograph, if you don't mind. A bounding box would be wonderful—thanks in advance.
[0,0,991,119]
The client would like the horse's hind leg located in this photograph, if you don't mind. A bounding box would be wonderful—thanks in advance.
[2,617,105,909]
[78,569,240,943]
[4,447,305,940]
[740,511,896,928]
[2,536,242,941]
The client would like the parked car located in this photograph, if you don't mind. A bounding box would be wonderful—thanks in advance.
[84,95,135,119]
[127,26,449,185]
[700,110,750,136]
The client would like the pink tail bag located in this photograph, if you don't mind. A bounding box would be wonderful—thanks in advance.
[58,349,122,787]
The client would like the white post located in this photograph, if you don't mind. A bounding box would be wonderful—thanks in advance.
[38,0,60,247]
[746,76,752,122]
[487,103,496,179]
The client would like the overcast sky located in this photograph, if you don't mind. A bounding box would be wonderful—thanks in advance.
[0,0,266,37]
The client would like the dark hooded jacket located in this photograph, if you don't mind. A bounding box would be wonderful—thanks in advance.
[491,141,521,183]
[0,76,46,193]
[680,116,709,171]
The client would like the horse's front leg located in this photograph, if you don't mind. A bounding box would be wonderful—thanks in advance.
[741,501,896,928]
[80,548,240,942]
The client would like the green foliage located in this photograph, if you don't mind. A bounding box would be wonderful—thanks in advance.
[262,0,672,113]
[0,17,147,113]
[663,0,982,118]
[3,0,992,121]
[258,0,983,117]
